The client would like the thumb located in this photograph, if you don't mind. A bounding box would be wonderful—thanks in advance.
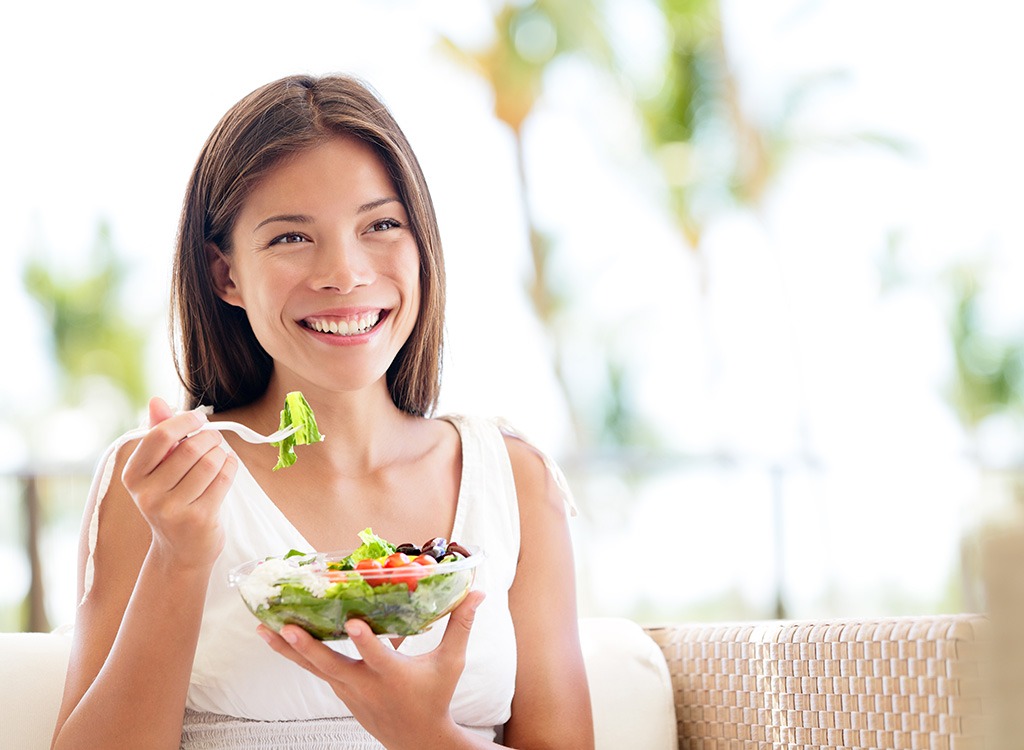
[148,396,174,427]
[439,590,485,660]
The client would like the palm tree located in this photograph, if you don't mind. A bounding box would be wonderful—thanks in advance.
[23,220,149,414]
[19,220,149,631]
[638,0,907,273]
[944,262,1024,436]
[437,0,628,450]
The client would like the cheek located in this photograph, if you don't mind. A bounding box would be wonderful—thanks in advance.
[401,246,424,294]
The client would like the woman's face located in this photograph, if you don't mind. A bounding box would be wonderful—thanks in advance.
[213,136,421,396]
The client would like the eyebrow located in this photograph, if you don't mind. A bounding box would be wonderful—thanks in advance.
[357,196,402,213]
[252,214,310,231]
[252,198,402,232]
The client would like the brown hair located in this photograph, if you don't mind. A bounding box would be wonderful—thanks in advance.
[171,74,445,415]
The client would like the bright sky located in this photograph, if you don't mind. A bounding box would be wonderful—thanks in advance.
[2,0,1022,621]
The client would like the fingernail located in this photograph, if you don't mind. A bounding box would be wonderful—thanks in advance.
[346,621,363,638]
[281,628,298,644]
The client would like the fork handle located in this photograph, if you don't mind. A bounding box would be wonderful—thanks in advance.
[114,420,293,445]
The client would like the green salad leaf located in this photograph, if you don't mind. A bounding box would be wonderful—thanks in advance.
[272,391,324,471]
[255,567,474,639]
[347,527,396,563]
[238,527,477,639]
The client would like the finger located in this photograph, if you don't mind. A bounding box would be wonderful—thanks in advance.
[177,448,237,509]
[148,396,175,427]
[273,624,363,683]
[256,626,343,684]
[135,451,235,535]
[148,431,231,496]
[343,618,394,670]
[437,590,485,662]
[126,429,222,502]
[125,410,209,479]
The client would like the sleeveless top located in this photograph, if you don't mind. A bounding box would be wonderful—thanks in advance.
[81,414,575,748]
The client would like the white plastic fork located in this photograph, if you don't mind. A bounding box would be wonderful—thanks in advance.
[119,420,299,445]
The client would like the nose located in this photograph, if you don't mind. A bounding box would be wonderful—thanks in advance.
[311,236,374,294]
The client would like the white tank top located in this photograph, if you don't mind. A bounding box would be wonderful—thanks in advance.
[82,414,574,745]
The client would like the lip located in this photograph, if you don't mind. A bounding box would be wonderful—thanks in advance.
[300,308,388,345]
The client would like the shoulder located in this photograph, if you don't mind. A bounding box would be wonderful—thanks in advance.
[499,422,577,516]
[438,413,577,514]
[502,434,553,493]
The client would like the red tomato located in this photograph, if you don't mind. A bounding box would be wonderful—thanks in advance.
[390,568,424,592]
[413,554,438,567]
[355,557,385,585]
[383,552,412,568]
[382,554,428,592]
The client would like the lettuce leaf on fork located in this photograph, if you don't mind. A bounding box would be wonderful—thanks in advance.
[272,391,324,470]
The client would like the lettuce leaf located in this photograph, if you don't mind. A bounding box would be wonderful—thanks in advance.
[347,527,396,563]
[272,391,324,471]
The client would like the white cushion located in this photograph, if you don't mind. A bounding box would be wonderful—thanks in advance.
[1,621,677,749]
[579,617,678,750]
[0,631,73,750]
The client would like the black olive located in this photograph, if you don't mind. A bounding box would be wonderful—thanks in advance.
[421,544,446,561]
[395,543,420,556]
[446,542,471,558]
[420,537,447,552]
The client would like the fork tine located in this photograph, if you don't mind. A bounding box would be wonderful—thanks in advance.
[266,425,299,443]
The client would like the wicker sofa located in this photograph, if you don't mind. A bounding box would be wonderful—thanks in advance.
[1,613,987,749]
[644,613,989,749]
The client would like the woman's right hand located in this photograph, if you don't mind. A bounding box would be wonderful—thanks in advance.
[121,397,238,569]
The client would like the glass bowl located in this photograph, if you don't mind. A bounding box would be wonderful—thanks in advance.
[229,546,482,640]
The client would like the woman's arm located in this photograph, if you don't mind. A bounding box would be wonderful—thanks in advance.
[51,401,237,750]
[501,435,594,750]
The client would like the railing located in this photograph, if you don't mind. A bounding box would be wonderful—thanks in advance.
[4,454,997,633]
[21,473,47,632]
[2,468,92,633]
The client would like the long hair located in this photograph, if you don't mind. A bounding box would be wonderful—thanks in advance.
[171,74,445,415]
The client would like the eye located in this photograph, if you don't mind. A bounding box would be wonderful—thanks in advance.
[269,232,310,246]
[367,218,402,233]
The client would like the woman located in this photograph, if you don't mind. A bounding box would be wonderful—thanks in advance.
[51,74,593,749]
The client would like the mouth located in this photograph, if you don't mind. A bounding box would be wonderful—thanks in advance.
[301,310,384,337]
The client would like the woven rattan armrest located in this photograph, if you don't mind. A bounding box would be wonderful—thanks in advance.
[644,613,988,750]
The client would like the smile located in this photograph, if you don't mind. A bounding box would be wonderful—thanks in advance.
[303,310,382,336]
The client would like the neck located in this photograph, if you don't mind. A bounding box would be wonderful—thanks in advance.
[248,374,419,475]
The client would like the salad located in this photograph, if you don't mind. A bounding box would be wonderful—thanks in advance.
[230,528,481,639]
[272,391,324,470]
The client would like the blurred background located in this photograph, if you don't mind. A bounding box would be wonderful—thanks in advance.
[2,0,1022,633]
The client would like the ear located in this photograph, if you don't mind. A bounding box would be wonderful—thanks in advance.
[207,243,244,308]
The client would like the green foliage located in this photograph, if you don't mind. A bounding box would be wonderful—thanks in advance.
[22,221,149,411]
[440,0,651,450]
[637,0,909,249]
[438,0,613,133]
[944,263,1024,430]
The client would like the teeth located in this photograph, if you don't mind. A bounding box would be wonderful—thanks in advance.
[308,311,380,336]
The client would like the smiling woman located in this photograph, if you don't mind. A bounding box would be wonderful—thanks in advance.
[49,74,594,750]
[173,76,447,417]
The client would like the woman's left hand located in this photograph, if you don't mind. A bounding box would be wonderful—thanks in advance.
[258,590,485,747]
